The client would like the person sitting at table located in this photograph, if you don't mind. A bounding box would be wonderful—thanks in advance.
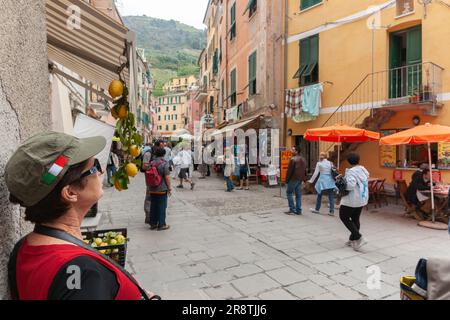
[406,169,433,220]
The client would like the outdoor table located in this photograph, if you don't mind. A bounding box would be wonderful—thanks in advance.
[420,185,450,221]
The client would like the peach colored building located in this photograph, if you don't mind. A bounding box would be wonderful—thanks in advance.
[199,0,284,132]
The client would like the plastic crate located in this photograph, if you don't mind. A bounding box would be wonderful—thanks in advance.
[82,228,128,267]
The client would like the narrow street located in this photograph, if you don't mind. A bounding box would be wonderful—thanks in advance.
[99,172,450,300]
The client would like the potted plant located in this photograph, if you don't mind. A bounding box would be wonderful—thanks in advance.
[421,84,432,102]
[410,87,420,103]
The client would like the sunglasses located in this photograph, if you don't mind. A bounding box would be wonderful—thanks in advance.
[79,158,103,179]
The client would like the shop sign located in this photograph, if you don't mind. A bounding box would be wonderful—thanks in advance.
[379,130,397,167]
[432,170,442,183]
[438,142,450,169]
[280,151,293,183]
[393,170,403,181]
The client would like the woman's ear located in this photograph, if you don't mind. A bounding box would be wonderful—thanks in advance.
[60,185,78,203]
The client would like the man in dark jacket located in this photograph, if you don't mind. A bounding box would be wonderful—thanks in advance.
[285,146,307,215]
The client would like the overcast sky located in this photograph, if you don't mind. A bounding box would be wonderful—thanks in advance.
[116,0,209,30]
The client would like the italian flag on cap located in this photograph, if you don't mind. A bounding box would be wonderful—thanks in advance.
[41,155,69,185]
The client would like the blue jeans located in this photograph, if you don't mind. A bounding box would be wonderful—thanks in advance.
[150,193,168,226]
[287,180,302,213]
[106,165,116,184]
[316,189,335,213]
[224,176,234,191]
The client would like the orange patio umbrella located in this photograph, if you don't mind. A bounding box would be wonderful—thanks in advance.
[380,123,450,223]
[304,124,380,169]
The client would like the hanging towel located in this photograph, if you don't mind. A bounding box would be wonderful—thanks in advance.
[301,83,323,117]
[284,88,303,118]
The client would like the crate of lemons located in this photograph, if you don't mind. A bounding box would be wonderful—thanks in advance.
[82,229,129,267]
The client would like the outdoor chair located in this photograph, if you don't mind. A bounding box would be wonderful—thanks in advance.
[365,179,378,210]
[375,179,389,207]
[398,180,417,217]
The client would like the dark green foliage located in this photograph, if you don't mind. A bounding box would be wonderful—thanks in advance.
[123,16,206,91]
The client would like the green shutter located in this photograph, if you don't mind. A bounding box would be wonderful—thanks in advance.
[231,69,236,94]
[301,0,321,10]
[407,26,422,95]
[231,3,236,23]
[300,38,311,66]
[249,52,256,95]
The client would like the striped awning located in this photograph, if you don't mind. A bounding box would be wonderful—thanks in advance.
[46,0,130,90]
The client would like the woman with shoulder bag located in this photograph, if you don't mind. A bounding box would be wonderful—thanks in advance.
[309,152,337,216]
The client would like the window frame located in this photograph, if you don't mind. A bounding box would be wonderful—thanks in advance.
[230,68,237,107]
[300,0,322,11]
[230,2,236,41]
[297,35,319,86]
[248,51,257,96]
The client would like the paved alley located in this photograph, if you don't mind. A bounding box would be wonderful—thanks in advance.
[98,172,450,300]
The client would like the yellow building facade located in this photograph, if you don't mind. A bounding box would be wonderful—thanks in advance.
[163,75,197,93]
[155,93,187,136]
[284,0,450,183]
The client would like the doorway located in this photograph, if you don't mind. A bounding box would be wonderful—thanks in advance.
[296,136,318,174]
[389,26,422,99]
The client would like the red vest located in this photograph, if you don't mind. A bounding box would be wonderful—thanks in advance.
[16,240,143,300]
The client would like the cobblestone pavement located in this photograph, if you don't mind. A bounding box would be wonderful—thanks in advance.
[98,172,450,300]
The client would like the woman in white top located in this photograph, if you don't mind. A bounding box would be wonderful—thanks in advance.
[309,152,337,216]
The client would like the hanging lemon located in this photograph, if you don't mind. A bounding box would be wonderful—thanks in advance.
[125,163,138,177]
[111,106,119,119]
[129,145,140,158]
[118,105,128,119]
[109,80,124,99]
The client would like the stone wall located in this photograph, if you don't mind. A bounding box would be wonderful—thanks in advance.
[0,0,50,299]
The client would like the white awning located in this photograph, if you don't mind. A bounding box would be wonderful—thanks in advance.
[46,0,131,90]
[212,116,259,136]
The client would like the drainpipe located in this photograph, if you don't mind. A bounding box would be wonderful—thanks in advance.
[282,0,288,148]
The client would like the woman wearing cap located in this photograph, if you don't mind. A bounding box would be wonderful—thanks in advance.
[5,132,155,300]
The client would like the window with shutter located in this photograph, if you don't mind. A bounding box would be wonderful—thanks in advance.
[248,51,257,96]
[230,69,237,106]
[230,3,236,40]
[301,0,322,10]
[295,35,319,86]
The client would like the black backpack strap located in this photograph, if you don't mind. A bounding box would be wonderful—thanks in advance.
[33,225,159,300]
[8,237,27,300]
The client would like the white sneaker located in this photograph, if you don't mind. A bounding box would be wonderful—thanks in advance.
[310,208,320,214]
[352,237,368,251]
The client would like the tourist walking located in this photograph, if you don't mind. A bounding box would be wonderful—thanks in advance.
[147,147,171,231]
[309,152,337,216]
[339,152,370,251]
[174,145,195,190]
[106,150,119,187]
[238,145,250,190]
[222,150,236,192]
[285,146,307,215]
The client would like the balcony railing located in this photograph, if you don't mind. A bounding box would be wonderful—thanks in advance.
[323,62,444,128]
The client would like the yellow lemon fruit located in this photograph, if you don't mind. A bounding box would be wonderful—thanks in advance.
[94,238,103,246]
[118,105,128,119]
[108,80,124,99]
[125,163,138,177]
[109,239,118,246]
[129,145,140,158]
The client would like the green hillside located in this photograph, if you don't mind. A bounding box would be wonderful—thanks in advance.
[123,16,206,96]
